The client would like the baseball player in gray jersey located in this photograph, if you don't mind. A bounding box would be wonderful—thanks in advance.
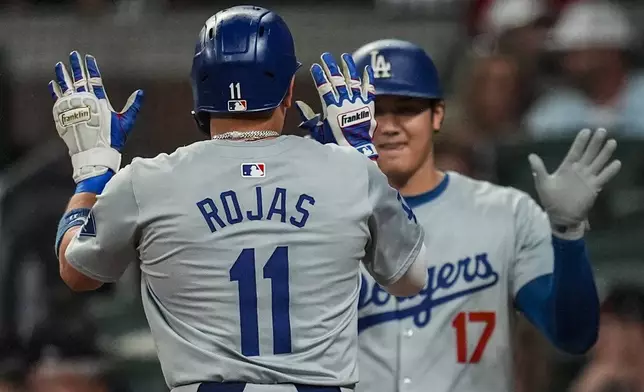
[298,40,622,392]
[49,8,430,392]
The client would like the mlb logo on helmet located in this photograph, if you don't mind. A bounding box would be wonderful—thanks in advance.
[241,163,266,178]
[228,100,248,112]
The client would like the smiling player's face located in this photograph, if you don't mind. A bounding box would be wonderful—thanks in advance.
[372,95,442,183]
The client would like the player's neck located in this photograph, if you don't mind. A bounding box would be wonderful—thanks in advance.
[396,159,444,198]
[210,117,283,139]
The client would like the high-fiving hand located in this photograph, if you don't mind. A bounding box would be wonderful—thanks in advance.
[49,51,144,193]
[296,52,378,159]
[529,128,621,239]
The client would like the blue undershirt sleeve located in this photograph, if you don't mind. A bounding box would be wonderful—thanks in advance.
[515,236,599,354]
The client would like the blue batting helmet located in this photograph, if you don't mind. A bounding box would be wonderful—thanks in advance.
[190,6,301,134]
[352,39,443,100]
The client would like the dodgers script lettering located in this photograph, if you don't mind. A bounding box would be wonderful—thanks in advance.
[358,253,499,332]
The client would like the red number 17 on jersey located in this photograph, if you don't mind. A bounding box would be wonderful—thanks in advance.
[451,311,496,363]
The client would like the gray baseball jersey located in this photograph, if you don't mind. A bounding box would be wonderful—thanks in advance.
[64,136,424,392]
[356,171,553,392]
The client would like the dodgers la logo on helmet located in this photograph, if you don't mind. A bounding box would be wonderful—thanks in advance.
[369,50,392,79]
[353,39,443,100]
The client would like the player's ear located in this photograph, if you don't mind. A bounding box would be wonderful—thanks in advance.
[431,100,445,132]
[282,76,296,109]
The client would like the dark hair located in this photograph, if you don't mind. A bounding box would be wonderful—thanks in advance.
[601,285,644,323]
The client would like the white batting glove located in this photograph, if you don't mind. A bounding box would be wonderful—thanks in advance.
[295,52,378,159]
[529,128,622,240]
[49,51,143,193]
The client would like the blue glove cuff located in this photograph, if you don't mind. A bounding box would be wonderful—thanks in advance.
[75,170,115,194]
[55,208,91,258]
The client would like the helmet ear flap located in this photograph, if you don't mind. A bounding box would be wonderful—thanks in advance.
[192,111,211,136]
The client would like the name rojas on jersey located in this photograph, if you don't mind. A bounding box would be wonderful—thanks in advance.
[197,186,316,231]
[358,253,499,332]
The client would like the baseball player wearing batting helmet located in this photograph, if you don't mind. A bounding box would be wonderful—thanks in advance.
[300,39,622,392]
[50,7,432,392]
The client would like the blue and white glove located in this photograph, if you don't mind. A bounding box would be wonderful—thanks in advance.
[529,128,622,240]
[49,51,144,194]
[295,52,378,159]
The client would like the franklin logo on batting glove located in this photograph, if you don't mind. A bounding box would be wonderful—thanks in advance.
[60,107,91,127]
[339,107,372,128]
[296,52,378,160]
[49,50,144,195]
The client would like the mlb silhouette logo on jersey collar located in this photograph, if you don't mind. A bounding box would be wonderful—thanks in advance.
[241,163,266,178]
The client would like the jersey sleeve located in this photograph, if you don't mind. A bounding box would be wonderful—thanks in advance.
[510,191,554,297]
[362,160,425,287]
[65,164,140,283]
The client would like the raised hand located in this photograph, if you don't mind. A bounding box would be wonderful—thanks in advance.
[50,51,144,193]
[296,52,378,159]
[529,128,621,237]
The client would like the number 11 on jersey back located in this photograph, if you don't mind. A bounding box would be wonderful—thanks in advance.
[230,246,292,356]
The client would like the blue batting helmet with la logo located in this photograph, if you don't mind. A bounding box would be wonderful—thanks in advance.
[353,39,443,100]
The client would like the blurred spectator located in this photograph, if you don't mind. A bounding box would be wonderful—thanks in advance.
[442,54,527,180]
[433,136,477,177]
[569,285,644,392]
[525,1,644,139]
[463,54,524,141]
[513,315,552,392]
[0,331,27,392]
[3,0,109,15]
[445,0,553,180]
[461,0,549,103]
[468,0,545,36]
[0,47,18,170]
[480,0,552,107]
[476,0,548,59]
[25,312,123,392]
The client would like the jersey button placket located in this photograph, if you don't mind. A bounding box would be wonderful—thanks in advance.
[400,319,415,390]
